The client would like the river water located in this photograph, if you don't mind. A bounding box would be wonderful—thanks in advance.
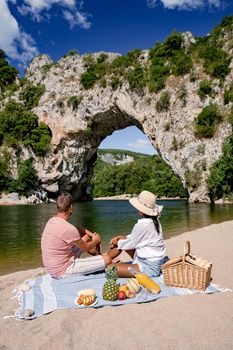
[0,200,232,275]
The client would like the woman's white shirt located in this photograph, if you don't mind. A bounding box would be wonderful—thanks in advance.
[117,218,166,261]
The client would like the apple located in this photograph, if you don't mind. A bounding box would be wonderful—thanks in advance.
[118,291,127,300]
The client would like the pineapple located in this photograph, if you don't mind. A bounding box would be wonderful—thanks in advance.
[105,266,118,280]
[102,266,118,301]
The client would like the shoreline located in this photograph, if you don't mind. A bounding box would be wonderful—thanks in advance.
[1,193,232,204]
[0,220,232,349]
[93,194,187,201]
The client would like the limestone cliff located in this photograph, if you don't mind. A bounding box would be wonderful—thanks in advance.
[1,19,233,202]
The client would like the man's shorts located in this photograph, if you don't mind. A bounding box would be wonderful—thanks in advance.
[62,255,105,277]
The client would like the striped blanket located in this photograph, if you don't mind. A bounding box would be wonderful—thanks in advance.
[12,272,230,320]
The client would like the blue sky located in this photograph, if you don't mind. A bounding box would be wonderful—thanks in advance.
[0,1,232,154]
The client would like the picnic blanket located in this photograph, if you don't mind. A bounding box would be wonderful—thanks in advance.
[11,272,230,320]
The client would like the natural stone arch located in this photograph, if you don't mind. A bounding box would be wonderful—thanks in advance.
[24,52,232,202]
[41,106,146,201]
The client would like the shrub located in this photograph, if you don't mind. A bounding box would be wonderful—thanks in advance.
[96,53,108,64]
[81,70,97,89]
[29,123,52,156]
[156,91,170,112]
[80,58,108,89]
[110,76,121,90]
[42,63,55,74]
[172,52,192,76]
[19,83,45,109]
[0,50,18,89]
[224,83,233,105]
[127,66,145,92]
[0,100,52,155]
[194,104,222,138]
[83,55,95,68]
[207,135,233,200]
[0,157,10,191]
[67,95,83,110]
[196,43,230,80]
[198,80,212,100]
[14,159,38,195]
[163,32,183,57]
[63,49,78,58]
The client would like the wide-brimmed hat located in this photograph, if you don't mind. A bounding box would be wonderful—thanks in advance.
[129,191,163,216]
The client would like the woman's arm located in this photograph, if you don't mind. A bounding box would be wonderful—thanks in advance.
[109,235,127,248]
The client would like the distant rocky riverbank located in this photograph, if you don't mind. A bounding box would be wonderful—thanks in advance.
[0,192,54,205]
[1,192,232,205]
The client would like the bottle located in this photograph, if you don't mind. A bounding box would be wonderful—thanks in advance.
[128,267,161,294]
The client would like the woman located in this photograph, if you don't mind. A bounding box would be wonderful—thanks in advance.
[109,190,168,277]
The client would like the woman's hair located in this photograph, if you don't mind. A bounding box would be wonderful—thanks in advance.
[142,213,160,233]
[56,192,73,213]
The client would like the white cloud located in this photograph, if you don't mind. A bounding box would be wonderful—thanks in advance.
[63,9,92,29]
[128,138,150,149]
[17,0,92,29]
[147,0,222,10]
[0,0,38,64]
[17,0,76,21]
[0,0,92,65]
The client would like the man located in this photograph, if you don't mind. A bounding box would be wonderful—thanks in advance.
[41,192,112,278]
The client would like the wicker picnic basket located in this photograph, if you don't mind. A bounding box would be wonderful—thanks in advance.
[162,241,212,291]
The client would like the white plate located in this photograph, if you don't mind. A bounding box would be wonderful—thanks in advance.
[74,298,98,307]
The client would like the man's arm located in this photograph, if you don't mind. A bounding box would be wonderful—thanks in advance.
[73,233,101,252]
[76,225,97,240]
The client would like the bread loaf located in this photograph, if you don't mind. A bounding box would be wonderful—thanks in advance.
[76,294,96,306]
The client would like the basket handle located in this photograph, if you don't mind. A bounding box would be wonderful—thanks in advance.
[182,241,190,262]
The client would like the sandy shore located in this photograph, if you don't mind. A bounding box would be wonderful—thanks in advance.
[0,220,233,350]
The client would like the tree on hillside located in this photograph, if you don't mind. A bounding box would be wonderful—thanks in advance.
[0,50,18,90]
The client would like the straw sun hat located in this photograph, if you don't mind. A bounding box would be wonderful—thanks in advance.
[129,191,163,216]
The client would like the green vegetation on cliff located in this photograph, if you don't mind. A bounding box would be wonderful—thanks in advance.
[207,107,233,200]
[0,54,51,157]
[0,158,38,195]
[0,50,18,92]
[92,150,187,198]
[0,100,52,156]
[194,104,222,138]
[80,16,232,93]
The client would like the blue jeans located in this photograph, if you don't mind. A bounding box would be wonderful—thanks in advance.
[136,255,169,277]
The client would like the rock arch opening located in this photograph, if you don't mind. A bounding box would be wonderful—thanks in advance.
[66,107,148,201]
[50,106,186,201]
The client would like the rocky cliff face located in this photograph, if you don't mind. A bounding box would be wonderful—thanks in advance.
[98,152,134,165]
[4,28,233,202]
